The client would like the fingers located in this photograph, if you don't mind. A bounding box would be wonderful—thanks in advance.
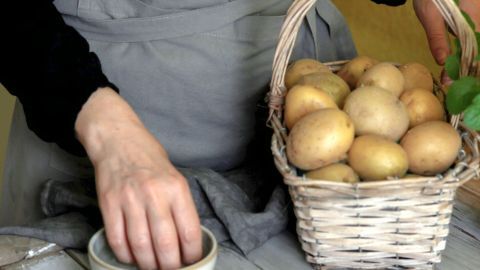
[170,179,203,265]
[147,202,182,269]
[124,194,158,270]
[125,177,199,270]
[95,152,201,269]
[414,0,450,65]
[100,192,134,264]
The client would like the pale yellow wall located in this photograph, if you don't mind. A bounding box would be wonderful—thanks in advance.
[332,0,442,75]
[0,0,441,185]
[0,85,15,186]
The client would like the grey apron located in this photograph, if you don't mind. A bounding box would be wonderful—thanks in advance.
[1,0,356,226]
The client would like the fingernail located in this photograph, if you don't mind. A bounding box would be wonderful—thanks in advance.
[438,50,448,65]
[441,70,453,87]
[443,77,453,87]
[120,256,134,264]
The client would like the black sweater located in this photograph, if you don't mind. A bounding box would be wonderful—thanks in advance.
[0,0,406,156]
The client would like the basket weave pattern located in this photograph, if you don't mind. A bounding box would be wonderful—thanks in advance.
[268,0,480,269]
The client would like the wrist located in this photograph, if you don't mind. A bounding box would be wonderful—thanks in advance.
[74,87,145,162]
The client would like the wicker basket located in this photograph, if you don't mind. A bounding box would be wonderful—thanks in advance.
[267,0,480,269]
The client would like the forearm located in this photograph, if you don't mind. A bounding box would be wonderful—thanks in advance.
[75,87,201,270]
[0,0,117,155]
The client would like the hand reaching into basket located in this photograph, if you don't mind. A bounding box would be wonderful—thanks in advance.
[75,87,203,270]
[413,0,480,84]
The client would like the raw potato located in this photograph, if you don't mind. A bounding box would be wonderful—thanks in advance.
[348,135,409,181]
[399,62,434,92]
[357,62,405,97]
[337,56,378,89]
[343,86,409,141]
[296,72,351,108]
[400,121,461,176]
[284,85,338,129]
[400,88,445,128]
[306,163,359,183]
[285,59,331,89]
[286,109,354,170]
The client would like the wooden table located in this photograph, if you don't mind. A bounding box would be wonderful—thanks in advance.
[437,180,480,270]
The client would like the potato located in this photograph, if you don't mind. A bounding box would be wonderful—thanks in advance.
[296,72,351,108]
[337,56,378,89]
[400,121,461,176]
[400,88,445,128]
[399,62,434,92]
[357,62,405,97]
[285,59,331,89]
[286,109,354,170]
[306,163,359,183]
[284,85,338,129]
[343,86,409,141]
[348,135,409,181]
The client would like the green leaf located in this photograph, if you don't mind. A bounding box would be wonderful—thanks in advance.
[476,32,480,55]
[464,102,480,130]
[472,94,480,105]
[446,76,480,114]
[453,0,460,5]
[445,55,460,80]
[454,38,462,57]
[462,11,476,31]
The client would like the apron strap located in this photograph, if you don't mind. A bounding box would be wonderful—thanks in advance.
[315,0,357,60]
[305,7,320,59]
[56,0,284,42]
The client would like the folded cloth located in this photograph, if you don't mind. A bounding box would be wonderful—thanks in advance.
[0,103,289,254]
[0,213,95,249]
[0,161,288,254]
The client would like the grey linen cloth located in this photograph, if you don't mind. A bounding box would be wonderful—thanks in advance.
[0,107,290,254]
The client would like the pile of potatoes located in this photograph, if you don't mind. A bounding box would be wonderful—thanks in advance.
[284,57,462,182]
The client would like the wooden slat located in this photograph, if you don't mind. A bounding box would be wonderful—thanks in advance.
[438,200,480,270]
[457,179,480,209]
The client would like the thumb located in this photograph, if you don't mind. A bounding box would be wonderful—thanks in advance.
[413,0,450,65]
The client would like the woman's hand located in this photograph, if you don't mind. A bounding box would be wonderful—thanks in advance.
[75,87,202,270]
[414,0,480,67]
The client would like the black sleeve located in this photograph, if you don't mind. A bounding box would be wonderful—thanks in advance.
[371,0,406,6]
[0,0,118,156]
